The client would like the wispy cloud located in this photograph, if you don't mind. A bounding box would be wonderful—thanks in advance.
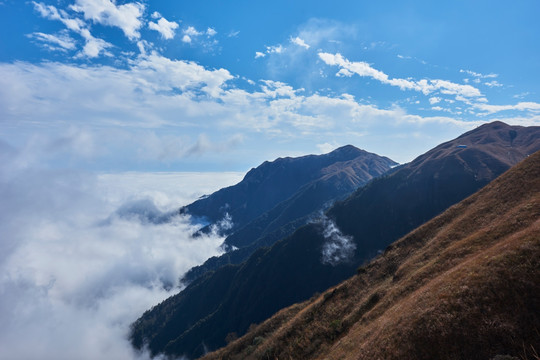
[69,0,145,41]
[460,69,498,79]
[27,31,77,52]
[290,36,310,49]
[484,80,503,88]
[318,215,356,266]
[32,1,113,58]
[319,52,483,99]
[227,30,240,38]
[474,101,540,114]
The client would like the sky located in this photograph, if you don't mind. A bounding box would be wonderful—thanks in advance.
[0,0,539,171]
[1,1,539,359]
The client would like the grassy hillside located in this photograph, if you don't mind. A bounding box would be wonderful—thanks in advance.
[205,149,540,360]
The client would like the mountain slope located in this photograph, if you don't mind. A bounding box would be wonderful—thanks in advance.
[329,121,540,258]
[181,146,396,283]
[205,147,540,360]
[131,122,540,359]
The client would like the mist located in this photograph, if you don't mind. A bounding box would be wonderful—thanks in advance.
[319,215,356,266]
[0,153,242,359]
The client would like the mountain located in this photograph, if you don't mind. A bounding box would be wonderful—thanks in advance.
[180,145,395,236]
[180,145,396,283]
[328,120,540,263]
[130,122,540,359]
[204,147,540,360]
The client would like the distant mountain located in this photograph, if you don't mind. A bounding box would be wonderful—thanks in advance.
[130,122,540,360]
[181,145,396,283]
[205,147,540,360]
[181,145,395,234]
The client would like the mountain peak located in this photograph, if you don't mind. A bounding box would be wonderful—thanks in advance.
[180,145,396,234]
[329,144,361,154]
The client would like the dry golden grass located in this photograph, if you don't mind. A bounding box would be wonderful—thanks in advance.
[203,151,540,360]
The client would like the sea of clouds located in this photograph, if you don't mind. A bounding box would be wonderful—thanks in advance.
[0,149,242,359]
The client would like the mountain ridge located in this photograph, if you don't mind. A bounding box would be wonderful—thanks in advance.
[180,145,395,234]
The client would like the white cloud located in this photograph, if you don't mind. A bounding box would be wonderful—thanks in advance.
[267,44,284,54]
[227,30,240,38]
[148,17,179,40]
[32,1,113,58]
[180,26,217,48]
[2,52,539,167]
[255,51,266,59]
[184,26,202,37]
[318,215,356,266]
[474,101,540,114]
[70,0,145,41]
[79,33,113,58]
[485,80,503,88]
[460,69,498,78]
[513,92,530,99]
[429,97,441,105]
[27,31,77,51]
[319,52,483,99]
[290,36,310,49]
[182,34,192,43]
[0,141,244,359]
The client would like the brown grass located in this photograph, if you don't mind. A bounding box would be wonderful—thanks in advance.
[203,150,540,360]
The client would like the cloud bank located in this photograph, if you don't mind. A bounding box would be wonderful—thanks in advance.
[0,146,243,359]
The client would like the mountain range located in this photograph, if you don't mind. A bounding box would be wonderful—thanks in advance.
[204,137,540,360]
[130,121,540,359]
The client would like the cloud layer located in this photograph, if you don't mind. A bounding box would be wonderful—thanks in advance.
[0,147,242,359]
[0,53,492,167]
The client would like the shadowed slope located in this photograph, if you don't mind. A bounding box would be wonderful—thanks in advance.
[182,149,395,284]
[328,121,540,260]
[206,149,540,360]
[180,145,395,235]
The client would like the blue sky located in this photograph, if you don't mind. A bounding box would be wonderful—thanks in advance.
[1,0,539,171]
